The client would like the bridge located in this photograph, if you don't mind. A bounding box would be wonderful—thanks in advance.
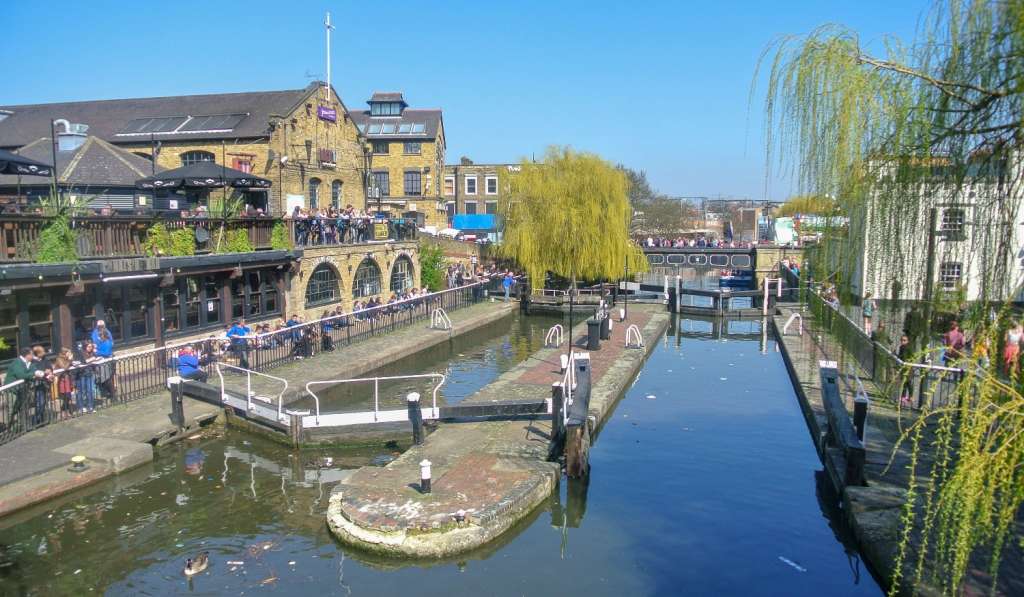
[639,245,804,288]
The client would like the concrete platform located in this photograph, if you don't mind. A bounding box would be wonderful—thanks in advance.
[326,305,669,558]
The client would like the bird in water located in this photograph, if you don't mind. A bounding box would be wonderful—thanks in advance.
[183,552,209,576]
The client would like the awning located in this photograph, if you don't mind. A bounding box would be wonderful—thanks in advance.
[136,161,271,190]
[0,149,53,177]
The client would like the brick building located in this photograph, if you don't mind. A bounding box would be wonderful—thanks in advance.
[0,82,368,215]
[442,158,518,237]
[350,93,447,228]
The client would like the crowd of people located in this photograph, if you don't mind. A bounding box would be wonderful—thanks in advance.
[641,236,755,249]
[3,320,119,429]
[285,205,417,246]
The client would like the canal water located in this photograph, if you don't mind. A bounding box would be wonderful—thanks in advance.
[0,312,881,596]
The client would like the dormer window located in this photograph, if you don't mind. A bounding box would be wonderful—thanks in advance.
[370,102,403,116]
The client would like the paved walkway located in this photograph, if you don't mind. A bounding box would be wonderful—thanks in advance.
[774,306,1023,596]
[327,305,669,558]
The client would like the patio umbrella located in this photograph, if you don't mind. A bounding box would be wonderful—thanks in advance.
[0,148,53,177]
[136,161,271,190]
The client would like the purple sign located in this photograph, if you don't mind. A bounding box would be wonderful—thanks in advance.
[317,106,337,122]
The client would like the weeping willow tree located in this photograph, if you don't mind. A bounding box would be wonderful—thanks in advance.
[496,146,647,291]
[760,1,1024,594]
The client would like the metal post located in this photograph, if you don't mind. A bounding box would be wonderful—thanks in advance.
[373,377,380,422]
[168,376,184,430]
[549,382,565,460]
[419,459,432,494]
[289,412,303,447]
[853,395,869,442]
[407,392,424,445]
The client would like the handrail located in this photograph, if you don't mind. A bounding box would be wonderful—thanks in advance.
[305,373,446,424]
[545,324,564,348]
[214,362,290,422]
[626,325,644,348]
[0,379,26,392]
[782,312,803,336]
[431,308,452,330]
[561,352,579,426]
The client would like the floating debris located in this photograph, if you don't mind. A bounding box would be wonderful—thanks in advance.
[288,560,296,566]
[226,560,245,566]
[645,394,657,400]
[720,377,728,381]
[778,556,807,572]
[74,569,81,575]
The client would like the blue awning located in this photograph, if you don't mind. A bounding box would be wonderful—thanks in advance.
[452,214,497,231]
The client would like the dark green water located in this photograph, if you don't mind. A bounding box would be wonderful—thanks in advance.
[0,313,882,596]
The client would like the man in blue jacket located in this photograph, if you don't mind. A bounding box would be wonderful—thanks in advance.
[176,346,207,382]
[226,319,252,369]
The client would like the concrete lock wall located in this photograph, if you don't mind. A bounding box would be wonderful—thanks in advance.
[286,240,421,320]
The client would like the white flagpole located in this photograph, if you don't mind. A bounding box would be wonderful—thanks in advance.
[324,12,333,96]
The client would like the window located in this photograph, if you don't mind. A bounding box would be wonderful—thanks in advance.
[181,150,215,167]
[411,123,425,133]
[367,123,382,134]
[353,258,382,298]
[162,287,181,332]
[308,178,321,209]
[370,102,402,116]
[163,275,221,335]
[404,171,422,196]
[464,201,477,215]
[331,181,342,208]
[372,171,390,196]
[939,262,962,290]
[444,176,455,196]
[231,157,252,173]
[398,123,411,134]
[306,264,341,307]
[381,123,396,134]
[446,201,456,221]
[941,208,965,233]
[465,176,477,195]
[101,284,152,343]
[485,201,497,215]
[232,270,279,319]
[485,176,498,195]
[403,142,421,155]
[0,294,16,361]
[390,256,414,293]
[372,141,389,154]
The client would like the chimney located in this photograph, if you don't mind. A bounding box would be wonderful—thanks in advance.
[54,119,89,151]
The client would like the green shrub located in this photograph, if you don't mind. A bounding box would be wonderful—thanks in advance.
[36,214,78,263]
[144,223,195,256]
[213,228,254,254]
[419,240,445,291]
[270,222,292,250]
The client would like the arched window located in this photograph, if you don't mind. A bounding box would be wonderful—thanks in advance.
[305,263,340,307]
[331,180,342,208]
[353,258,381,298]
[308,178,321,209]
[390,255,414,293]
[181,150,215,167]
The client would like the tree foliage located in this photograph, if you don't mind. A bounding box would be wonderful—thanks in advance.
[143,223,195,257]
[418,240,446,291]
[760,1,1024,593]
[35,213,78,263]
[498,146,647,288]
[776,194,836,217]
[270,222,292,251]
[212,228,254,254]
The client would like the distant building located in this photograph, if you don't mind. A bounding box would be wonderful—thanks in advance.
[443,158,517,239]
[0,82,368,215]
[350,92,446,227]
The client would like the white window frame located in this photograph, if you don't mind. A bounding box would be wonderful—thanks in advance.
[485,175,498,195]
[444,176,455,196]
[464,200,478,215]
[939,261,963,290]
[465,176,477,195]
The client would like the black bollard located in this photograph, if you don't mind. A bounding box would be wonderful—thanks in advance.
[586,318,601,350]
[169,377,184,429]
[407,392,424,445]
[853,395,869,442]
[549,382,565,460]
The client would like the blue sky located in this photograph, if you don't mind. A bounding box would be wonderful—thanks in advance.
[1,0,926,200]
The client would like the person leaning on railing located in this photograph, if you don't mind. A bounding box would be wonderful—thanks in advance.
[176,345,208,383]
[4,347,45,429]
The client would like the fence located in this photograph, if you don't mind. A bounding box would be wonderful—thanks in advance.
[0,280,494,446]
[800,277,961,409]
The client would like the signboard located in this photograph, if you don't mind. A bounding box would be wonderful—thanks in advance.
[317,106,337,122]
[286,194,304,213]
[373,223,389,240]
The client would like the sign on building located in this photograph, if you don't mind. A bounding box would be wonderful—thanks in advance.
[317,106,337,122]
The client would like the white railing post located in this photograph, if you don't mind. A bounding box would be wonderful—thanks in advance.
[373,377,380,422]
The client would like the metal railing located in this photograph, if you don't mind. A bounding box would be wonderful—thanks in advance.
[800,279,962,409]
[430,308,452,330]
[626,325,644,348]
[545,325,565,348]
[214,363,290,424]
[303,373,446,427]
[0,281,489,446]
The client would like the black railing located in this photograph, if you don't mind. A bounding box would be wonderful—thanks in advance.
[0,279,498,446]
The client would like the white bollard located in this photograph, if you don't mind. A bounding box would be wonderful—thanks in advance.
[420,459,432,493]
[619,308,625,322]
[559,354,569,374]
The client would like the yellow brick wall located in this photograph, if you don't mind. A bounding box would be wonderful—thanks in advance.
[123,86,368,216]
[287,241,421,320]
[367,118,447,228]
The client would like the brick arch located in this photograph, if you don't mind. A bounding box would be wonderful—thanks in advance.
[389,254,416,293]
[352,256,382,298]
[305,261,344,308]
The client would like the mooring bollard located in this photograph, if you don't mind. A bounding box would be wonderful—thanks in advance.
[167,376,184,430]
[619,308,625,322]
[551,382,565,446]
[853,394,869,442]
[420,459,432,493]
[586,318,601,350]
[599,312,611,340]
[559,354,569,374]
[407,392,424,445]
